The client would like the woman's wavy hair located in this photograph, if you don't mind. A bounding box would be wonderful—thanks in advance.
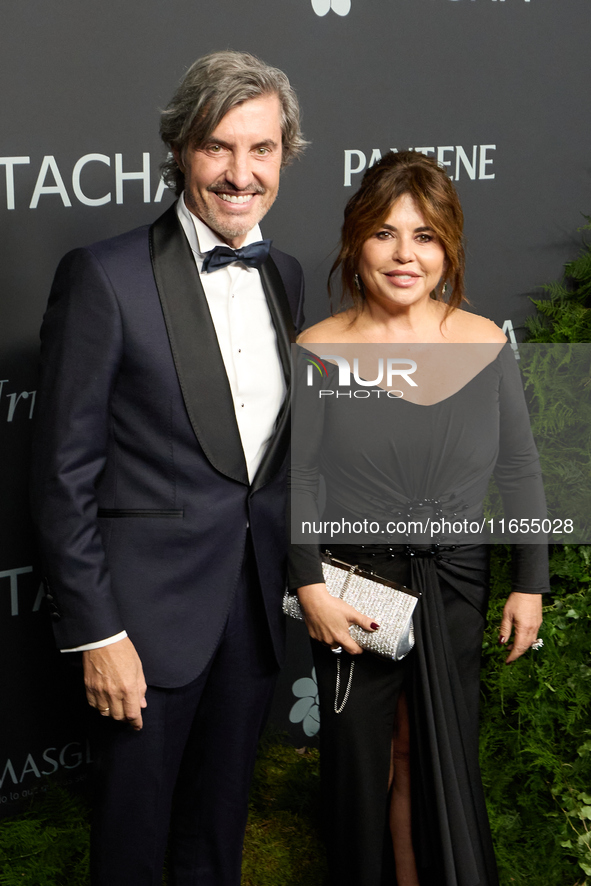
[160,50,308,195]
[329,150,466,315]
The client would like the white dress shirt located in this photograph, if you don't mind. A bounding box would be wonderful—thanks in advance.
[176,194,286,480]
[62,195,286,652]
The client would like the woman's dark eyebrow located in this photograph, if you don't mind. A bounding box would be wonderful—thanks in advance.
[380,223,435,233]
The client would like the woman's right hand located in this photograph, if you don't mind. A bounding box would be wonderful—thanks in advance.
[296,583,379,655]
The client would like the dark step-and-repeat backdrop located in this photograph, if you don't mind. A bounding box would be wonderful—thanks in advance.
[1,0,590,815]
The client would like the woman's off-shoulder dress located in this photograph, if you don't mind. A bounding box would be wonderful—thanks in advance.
[289,343,549,886]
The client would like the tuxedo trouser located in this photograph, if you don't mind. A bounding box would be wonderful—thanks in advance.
[89,537,279,886]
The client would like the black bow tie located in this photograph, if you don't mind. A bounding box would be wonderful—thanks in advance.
[201,240,272,273]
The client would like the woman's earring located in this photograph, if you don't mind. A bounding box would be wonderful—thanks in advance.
[354,273,362,292]
[442,282,448,297]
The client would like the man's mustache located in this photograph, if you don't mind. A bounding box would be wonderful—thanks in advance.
[207,181,266,196]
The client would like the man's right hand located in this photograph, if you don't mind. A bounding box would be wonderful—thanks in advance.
[83,637,147,731]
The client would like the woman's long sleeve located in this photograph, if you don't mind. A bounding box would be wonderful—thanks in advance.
[494,346,550,594]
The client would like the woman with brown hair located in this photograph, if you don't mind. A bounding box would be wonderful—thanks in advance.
[289,151,548,885]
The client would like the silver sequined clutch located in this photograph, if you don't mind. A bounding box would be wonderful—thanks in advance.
[283,555,421,660]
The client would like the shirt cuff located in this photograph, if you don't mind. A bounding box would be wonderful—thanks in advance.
[60,630,128,653]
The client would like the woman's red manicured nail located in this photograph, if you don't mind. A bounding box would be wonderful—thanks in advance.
[371,622,379,630]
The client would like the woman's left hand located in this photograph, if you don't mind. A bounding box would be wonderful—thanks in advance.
[498,592,543,664]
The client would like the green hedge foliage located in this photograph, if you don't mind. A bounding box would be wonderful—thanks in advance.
[480,219,591,885]
[481,545,591,885]
[525,216,591,344]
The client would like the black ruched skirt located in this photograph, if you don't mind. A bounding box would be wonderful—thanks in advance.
[312,543,499,886]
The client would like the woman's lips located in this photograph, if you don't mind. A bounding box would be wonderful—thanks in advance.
[385,271,420,288]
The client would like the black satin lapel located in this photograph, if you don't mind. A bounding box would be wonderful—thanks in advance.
[259,255,295,376]
[252,255,295,492]
[149,206,248,485]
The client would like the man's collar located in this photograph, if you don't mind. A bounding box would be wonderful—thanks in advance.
[176,192,263,258]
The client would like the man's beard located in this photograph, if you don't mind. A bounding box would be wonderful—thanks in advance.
[185,181,276,242]
[200,206,260,241]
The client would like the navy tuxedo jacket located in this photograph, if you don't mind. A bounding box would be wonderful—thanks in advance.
[31,204,305,688]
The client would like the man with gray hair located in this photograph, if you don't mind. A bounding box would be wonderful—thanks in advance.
[31,50,306,885]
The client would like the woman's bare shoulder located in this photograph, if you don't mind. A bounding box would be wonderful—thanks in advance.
[445,308,507,343]
[297,311,356,344]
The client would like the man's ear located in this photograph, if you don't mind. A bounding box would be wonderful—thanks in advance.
[172,146,185,174]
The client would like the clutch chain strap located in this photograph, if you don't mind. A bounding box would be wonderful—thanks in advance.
[334,658,355,713]
[334,564,357,714]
